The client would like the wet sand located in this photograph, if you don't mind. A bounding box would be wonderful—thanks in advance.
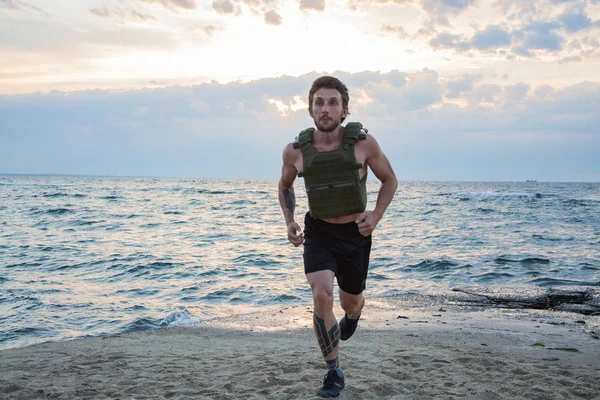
[1,292,599,399]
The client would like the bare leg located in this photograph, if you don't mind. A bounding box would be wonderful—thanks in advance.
[306,270,339,363]
[338,288,365,341]
[339,288,365,319]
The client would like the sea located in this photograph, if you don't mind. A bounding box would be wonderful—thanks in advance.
[1,175,599,350]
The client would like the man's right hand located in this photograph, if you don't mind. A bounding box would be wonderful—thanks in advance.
[287,222,304,247]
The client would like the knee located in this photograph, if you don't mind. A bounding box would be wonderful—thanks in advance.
[341,294,364,315]
[312,286,334,310]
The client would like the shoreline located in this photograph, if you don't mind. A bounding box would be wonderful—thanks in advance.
[1,292,599,399]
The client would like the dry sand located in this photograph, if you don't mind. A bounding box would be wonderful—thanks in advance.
[1,293,599,399]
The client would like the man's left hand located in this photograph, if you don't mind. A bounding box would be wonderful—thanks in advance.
[355,211,380,237]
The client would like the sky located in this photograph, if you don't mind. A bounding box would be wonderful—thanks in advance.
[0,0,599,182]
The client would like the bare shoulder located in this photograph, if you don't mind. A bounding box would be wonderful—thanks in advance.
[357,131,383,155]
[282,141,301,165]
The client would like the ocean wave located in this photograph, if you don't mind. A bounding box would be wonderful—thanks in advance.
[493,257,551,265]
[530,277,600,287]
[403,260,460,271]
[114,288,161,297]
[532,234,574,242]
[0,327,55,346]
[30,207,75,215]
[2,177,599,351]
[451,192,542,199]
[563,199,600,207]
[474,272,515,281]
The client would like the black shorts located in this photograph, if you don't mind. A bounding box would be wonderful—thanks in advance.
[303,212,372,295]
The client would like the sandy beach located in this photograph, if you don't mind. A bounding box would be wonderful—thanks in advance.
[1,292,599,400]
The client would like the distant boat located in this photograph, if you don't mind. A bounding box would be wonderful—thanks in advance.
[526,179,537,182]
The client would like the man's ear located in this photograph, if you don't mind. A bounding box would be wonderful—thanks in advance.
[308,108,313,118]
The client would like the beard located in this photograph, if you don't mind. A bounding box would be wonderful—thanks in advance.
[315,118,340,132]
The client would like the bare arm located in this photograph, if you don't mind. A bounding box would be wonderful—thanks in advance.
[356,134,398,235]
[278,143,304,246]
[366,135,398,220]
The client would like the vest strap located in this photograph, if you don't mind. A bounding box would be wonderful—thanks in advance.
[342,122,366,150]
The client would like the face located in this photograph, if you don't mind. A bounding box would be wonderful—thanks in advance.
[310,88,348,133]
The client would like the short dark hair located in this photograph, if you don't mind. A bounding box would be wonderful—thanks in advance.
[308,76,350,122]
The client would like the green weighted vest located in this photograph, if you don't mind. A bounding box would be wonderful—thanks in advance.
[294,122,368,219]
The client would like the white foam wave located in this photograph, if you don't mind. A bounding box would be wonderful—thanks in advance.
[160,311,202,327]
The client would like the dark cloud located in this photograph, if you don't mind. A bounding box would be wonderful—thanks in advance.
[429,19,572,57]
[516,21,564,52]
[469,26,512,49]
[299,0,325,12]
[264,9,282,25]
[429,26,512,51]
[558,8,593,33]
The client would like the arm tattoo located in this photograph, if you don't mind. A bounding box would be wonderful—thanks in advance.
[283,187,296,213]
[313,313,340,358]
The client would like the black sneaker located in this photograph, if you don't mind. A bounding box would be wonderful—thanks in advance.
[339,314,359,341]
[316,368,345,398]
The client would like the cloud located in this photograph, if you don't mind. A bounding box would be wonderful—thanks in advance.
[513,21,564,54]
[0,0,46,14]
[201,25,223,37]
[130,9,157,21]
[89,5,158,21]
[429,18,572,58]
[89,6,111,18]
[140,0,196,10]
[469,26,512,49]
[299,0,325,12]
[421,0,476,15]
[444,73,484,98]
[349,0,475,14]
[558,8,593,33]
[209,0,282,20]
[381,24,410,39]
[429,25,512,52]
[264,9,282,25]
[1,70,598,180]
[212,0,236,14]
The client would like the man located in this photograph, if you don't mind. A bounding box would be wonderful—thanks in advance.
[278,76,398,398]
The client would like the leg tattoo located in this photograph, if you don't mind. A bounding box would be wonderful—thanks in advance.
[313,313,340,358]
